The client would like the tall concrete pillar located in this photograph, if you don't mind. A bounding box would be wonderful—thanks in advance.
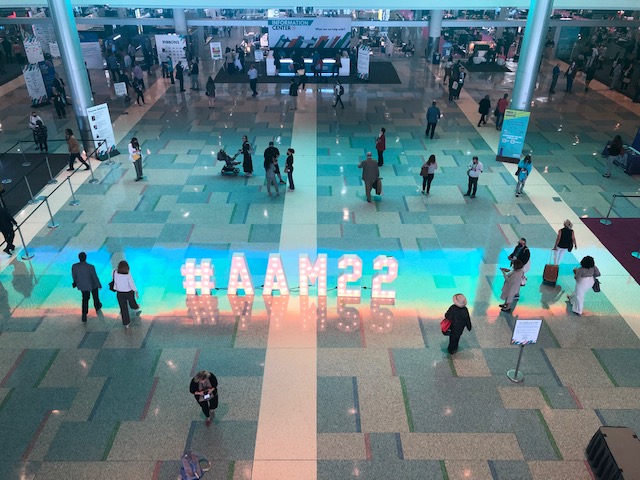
[48,0,94,151]
[173,8,187,35]
[428,10,443,61]
[511,0,554,111]
[495,8,508,38]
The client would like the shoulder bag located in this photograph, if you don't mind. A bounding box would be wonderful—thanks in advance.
[440,318,452,336]
[109,270,116,292]
[592,277,601,292]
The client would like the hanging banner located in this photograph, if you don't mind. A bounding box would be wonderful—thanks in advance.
[32,24,57,55]
[23,36,45,64]
[357,45,370,81]
[497,109,531,162]
[23,64,48,106]
[49,42,61,58]
[209,41,222,60]
[86,103,118,160]
[155,34,187,66]
[268,17,351,50]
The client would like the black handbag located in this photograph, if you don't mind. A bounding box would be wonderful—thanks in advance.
[109,270,116,292]
[592,277,601,292]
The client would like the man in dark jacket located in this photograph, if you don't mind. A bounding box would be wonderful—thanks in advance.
[425,101,441,139]
[445,293,472,354]
[507,238,531,286]
[71,252,102,322]
[0,205,17,255]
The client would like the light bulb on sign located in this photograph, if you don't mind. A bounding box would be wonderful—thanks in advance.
[227,253,254,295]
[299,254,328,296]
[181,258,215,295]
[371,255,398,299]
[262,253,289,296]
[337,254,363,298]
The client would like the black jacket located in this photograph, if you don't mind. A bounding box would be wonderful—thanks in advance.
[444,305,472,337]
[0,206,17,231]
[509,245,530,266]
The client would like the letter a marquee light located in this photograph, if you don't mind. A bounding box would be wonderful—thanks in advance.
[227,253,255,295]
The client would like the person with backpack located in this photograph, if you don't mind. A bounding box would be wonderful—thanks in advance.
[190,370,218,426]
[333,80,344,109]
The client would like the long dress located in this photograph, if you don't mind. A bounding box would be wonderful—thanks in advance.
[568,266,600,314]
[500,268,524,305]
[242,141,253,175]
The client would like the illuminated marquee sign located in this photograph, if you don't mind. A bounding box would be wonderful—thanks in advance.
[180,253,398,298]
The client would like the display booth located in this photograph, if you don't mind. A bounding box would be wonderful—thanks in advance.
[265,52,350,77]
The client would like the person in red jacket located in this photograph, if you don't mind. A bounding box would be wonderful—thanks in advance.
[495,93,509,130]
[375,127,386,167]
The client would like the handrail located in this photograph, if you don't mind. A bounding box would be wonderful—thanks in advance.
[600,194,640,226]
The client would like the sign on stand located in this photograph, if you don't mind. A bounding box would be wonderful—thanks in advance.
[86,103,118,160]
[497,109,531,163]
[507,319,543,383]
[209,42,222,60]
[357,45,370,81]
[23,64,48,106]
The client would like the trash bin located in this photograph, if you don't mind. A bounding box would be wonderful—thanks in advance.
[432,52,441,65]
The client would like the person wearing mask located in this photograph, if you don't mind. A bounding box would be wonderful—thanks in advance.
[603,135,624,178]
[425,101,441,139]
[463,156,483,198]
[515,154,533,197]
[567,256,601,315]
[189,370,218,426]
[71,251,102,323]
[420,154,437,195]
[443,294,472,355]
[128,137,143,181]
[111,260,141,328]
[553,219,577,264]
[65,129,90,171]
[285,148,295,191]
[28,111,43,144]
[375,127,386,167]
[507,237,531,286]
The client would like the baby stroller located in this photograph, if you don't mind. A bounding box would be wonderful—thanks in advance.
[218,149,241,176]
[180,451,211,479]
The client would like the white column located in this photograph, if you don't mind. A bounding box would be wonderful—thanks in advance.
[173,8,187,35]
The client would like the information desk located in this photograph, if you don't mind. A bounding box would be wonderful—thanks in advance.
[266,57,350,77]
[602,144,640,175]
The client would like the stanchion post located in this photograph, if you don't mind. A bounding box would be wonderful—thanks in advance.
[24,176,44,205]
[600,194,616,226]
[45,156,58,185]
[44,197,59,228]
[104,140,115,166]
[15,224,34,260]
[87,157,99,184]
[67,177,80,206]
[20,144,31,167]
[507,344,525,383]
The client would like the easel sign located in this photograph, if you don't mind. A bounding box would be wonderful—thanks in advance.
[507,319,542,383]
[114,82,129,115]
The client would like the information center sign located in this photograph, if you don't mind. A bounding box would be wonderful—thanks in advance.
[268,17,351,50]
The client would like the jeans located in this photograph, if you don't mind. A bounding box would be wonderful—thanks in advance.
[249,78,258,95]
[466,176,479,196]
[516,178,527,194]
[287,170,295,190]
[133,159,143,179]
[495,113,505,129]
[422,174,434,193]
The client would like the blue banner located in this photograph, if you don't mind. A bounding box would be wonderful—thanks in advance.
[498,109,530,160]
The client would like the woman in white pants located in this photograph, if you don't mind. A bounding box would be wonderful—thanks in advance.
[553,219,577,264]
[567,256,600,315]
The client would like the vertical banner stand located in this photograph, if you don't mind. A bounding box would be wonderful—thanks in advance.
[506,319,543,384]
[507,345,525,383]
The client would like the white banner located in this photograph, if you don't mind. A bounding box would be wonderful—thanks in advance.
[268,17,351,50]
[155,34,187,65]
[114,82,127,97]
[209,41,222,60]
[81,42,104,70]
[357,45,370,80]
[23,36,45,64]
[86,103,117,158]
[23,64,48,106]
[49,42,60,58]
[32,24,57,55]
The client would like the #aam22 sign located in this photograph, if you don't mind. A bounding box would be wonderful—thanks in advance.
[181,253,398,299]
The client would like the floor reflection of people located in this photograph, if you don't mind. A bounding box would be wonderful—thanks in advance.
[11,259,35,299]
[0,281,11,317]
[539,284,564,309]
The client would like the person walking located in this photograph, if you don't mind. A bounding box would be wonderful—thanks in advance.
[358,152,380,203]
[65,129,90,172]
[0,205,17,255]
[175,61,185,92]
[133,79,145,106]
[111,260,141,328]
[29,111,42,144]
[609,62,622,90]
[71,251,102,323]
[444,293,472,355]
[190,59,200,90]
[333,80,344,109]
[553,219,577,264]
[241,135,253,176]
[584,63,597,92]
[205,76,216,108]
[549,63,560,93]
[495,94,509,130]
[34,120,48,152]
[289,77,298,110]
[478,95,491,127]
[128,137,143,181]
[53,73,68,102]
[425,101,441,139]
[515,154,533,196]
[265,157,279,196]
[442,56,453,84]
[603,135,623,178]
[621,64,634,91]
[247,64,258,97]
[225,47,235,74]
[375,128,386,166]
[285,148,295,191]
[190,370,218,426]
[565,62,577,93]
[420,154,437,195]
[567,256,600,315]
[463,156,483,198]
[499,259,525,312]
[132,64,145,90]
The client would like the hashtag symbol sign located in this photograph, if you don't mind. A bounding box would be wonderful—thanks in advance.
[181,259,215,295]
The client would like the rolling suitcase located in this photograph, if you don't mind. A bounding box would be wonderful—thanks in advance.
[543,252,559,286]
